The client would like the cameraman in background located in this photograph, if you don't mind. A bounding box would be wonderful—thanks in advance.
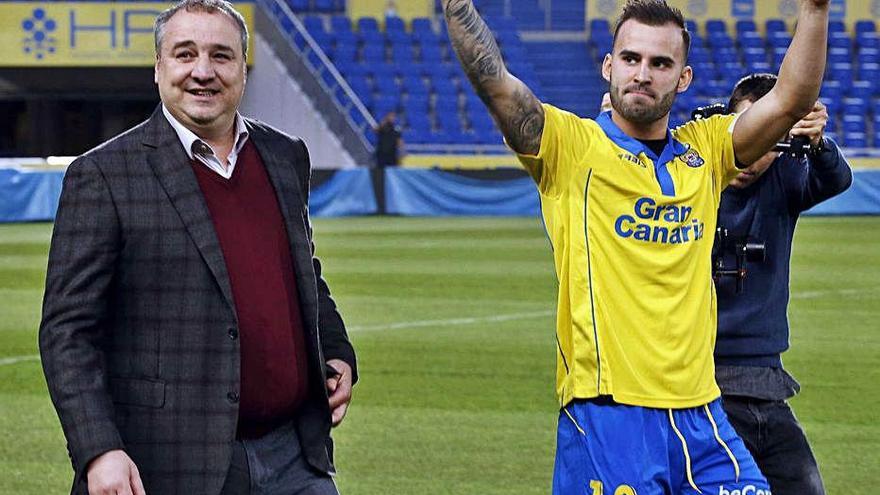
[714,73,852,495]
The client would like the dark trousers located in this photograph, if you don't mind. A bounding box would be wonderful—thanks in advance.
[722,396,826,495]
[220,420,340,495]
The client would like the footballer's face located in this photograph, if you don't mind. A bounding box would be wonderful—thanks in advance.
[602,20,692,126]
[729,100,777,189]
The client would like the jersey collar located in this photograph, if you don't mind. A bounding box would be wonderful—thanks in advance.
[596,111,688,197]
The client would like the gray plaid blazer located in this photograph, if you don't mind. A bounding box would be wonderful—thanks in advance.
[39,106,357,495]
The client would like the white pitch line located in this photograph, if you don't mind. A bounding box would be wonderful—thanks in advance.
[791,288,877,299]
[348,309,555,332]
[0,354,40,367]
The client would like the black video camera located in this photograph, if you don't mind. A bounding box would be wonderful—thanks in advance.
[711,227,766,293]
[690,103,811,156]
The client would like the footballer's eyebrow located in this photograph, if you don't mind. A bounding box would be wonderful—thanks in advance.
[618,50,675,66]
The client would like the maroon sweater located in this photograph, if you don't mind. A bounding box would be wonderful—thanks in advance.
[191,140,309,438]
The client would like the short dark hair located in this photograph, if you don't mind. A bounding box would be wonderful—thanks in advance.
[727,73,778,113]
[154,0,248,60]
[612,0,691,62]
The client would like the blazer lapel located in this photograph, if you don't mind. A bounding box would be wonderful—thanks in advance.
[247,124,320,336]
[141,106,238,319]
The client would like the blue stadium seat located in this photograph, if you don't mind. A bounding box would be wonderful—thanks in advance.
[765,19,787,33]
[419,42,444,63]
[405,113,432,132]
[828,32,851,50]
[330,15,351,33]
[372,95,400,117]
[842,115,865,133]
[738,32,763,49]
[303,15,325,34]
[402,76,429,97]
[848,81,873,100]
[858,62,879,81]
[858,33,880,50]
[314,0,335,13]
[855,20,876,35]
[844,133,867,148]
[358,31,384,46]
[403,128,430,144]
[362,44,385,63]
[357,17,379,33]
[391,43,414,64]
[434,99,460,116]
[385,16,406,33]
[685,20,698,35]
[374,76,399,96]
[386,31,412,44]
[402,94,430,114]
[412,18,434,35]
[768,31,792,48]
[735,19,757,34]
[705,19,727,34]
[432,78,459,98]
[828,20,846,33]
[287,0,308,12]
[331,44,357,64]
[589,19,611,36]
[842,98,867,116]
[828,47,851,65]
[858,48,880,65]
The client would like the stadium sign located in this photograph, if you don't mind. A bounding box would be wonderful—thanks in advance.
[1,2,254,67]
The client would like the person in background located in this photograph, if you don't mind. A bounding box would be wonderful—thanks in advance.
[39,1,356,493]
[715,72,852,495]
[374,110,403,167]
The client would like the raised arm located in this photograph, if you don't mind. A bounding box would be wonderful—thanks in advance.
[442,0,544,155]
[732,0,829,165]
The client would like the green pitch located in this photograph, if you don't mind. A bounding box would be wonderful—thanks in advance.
[0,217,877,493]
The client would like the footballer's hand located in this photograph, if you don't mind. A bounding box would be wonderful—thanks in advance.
[789,101,827,147]
[326,359,353,427]
[87,449,146,495]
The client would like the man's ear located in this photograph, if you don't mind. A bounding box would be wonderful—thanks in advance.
[602,53,612,83]
[677,65,693,94]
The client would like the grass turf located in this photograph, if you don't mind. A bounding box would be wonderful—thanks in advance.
[0,216,876,493]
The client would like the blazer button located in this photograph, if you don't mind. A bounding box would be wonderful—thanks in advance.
[227,392,239,403]
[228,327,238,340]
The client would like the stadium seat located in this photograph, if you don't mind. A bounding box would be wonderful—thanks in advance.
[828,32,851,50]
[855,20,876,35]
[735,19,757,34]
[848,81,873,100]
[829,20,846,33]
[357,17,379,34]
[765,19,787,33]
[705,19,727,34]
[314,0,335,13]
[362,44,385,63]
[330,15,351,33]
[858,48,880,65]
[287,0,308,12]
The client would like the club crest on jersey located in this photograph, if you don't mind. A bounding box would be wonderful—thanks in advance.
[681,148,705,168]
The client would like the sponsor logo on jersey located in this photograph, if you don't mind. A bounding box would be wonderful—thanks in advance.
[614,197,705,244]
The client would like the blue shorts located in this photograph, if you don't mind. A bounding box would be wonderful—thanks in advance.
[553,398,771,495]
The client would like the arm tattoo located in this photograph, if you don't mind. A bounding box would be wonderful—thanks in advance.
[443,0,544,155]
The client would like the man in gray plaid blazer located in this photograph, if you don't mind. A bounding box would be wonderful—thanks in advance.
[39,1,357,494]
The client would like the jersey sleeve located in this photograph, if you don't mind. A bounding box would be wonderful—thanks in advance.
[514,103,587,198]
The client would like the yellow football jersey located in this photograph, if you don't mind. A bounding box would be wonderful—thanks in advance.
[517,104,741,409]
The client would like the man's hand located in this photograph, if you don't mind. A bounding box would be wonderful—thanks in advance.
[87,449,146,495]
[326,359,353,427]
[789,100,827,146]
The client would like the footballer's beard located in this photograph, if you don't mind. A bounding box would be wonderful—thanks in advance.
[609,83,677,125]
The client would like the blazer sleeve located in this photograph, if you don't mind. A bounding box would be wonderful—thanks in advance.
[293,139,359,384]
[38,156,125,479]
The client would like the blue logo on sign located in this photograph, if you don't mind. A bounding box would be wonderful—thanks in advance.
[22,8,58,60]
